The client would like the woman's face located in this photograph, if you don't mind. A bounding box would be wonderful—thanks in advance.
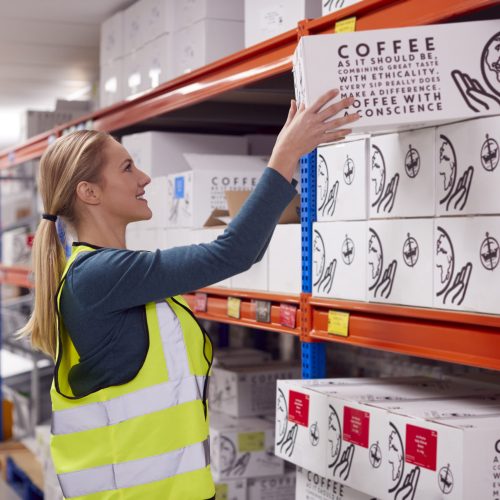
[97,138,152,224]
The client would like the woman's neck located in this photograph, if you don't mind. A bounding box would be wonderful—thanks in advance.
[75,218,127,249]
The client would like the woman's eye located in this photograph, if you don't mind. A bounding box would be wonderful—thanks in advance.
[124,162,132,171]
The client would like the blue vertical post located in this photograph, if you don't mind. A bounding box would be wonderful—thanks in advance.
[300,149,326,379]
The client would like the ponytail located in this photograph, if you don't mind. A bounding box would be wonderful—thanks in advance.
[17,130,109,359]
[18,219,66,358]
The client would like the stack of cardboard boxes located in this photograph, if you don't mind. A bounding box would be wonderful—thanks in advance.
[304,20,500,315]
[275,376,500,499]
[100,0,327,106]
[210,347,300,499]
[123,130,303,294]
[100,0,247,106]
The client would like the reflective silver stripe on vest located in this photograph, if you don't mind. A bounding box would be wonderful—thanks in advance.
[52,375,205,435]
[58,439,210,498]
[156,301,191,379]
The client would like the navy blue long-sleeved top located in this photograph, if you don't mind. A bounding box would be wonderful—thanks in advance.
[59,167,297,395]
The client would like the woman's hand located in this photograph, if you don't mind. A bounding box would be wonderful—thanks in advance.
[269,89,359,181]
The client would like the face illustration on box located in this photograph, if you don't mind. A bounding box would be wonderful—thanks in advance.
[317,154,339,217]
[327,405,342,468]
[210,375,235,408]
[313,230,336,294]
[435,226,472,306]
[327,405,355,482]
[452,30,500,113]
[368,229,397,300]
[438,134,474,212]
[212,435,250,476]
[482,33,500,95]
[388,424,421,500]
[388,427,404,484]
[276,389,298,458]
[371,145,399,214]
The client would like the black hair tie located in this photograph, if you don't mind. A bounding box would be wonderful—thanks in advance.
[42,213,58,222]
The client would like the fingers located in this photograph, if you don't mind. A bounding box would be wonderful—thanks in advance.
[310,88,340,113]
[323,128,353,144]
[323,112,360,133]
[285,100,298,127]
[319,96,356,121]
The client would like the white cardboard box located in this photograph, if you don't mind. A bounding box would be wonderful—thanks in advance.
[142,0,175,44]
[373,412,500,499]
[210,411,284,481]
[312,221,367,301]
[173,19,244,76]
[368,219,433,307]
[123,1,144,55]
[296,467,378,500]
[100,11,124,65]
[244,0,322,48]
[231,251,269,292]
[165,154,267,228]
[433,216,500,314]
[123,49,147,98]
[215,479,247,500]
[322,0,364,16]
[175,0,244,29]
[121,131,248,177]
[247,470,296,500]
[293,20,500,133]
[160,227,193,248]
[142,34,174,90]
[190,226,231,287]
[369,128,436,219]
[275,380,331,477]
[317,137,369,221]
[211,363,301,418]
[436,116,500,216]
[100,58,123,108]
[268,224,302,294]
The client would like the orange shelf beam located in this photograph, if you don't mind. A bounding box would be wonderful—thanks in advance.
[1,0,496,169]
[183,287,301,336]
[307,297,500,370]
[0,265,34,289]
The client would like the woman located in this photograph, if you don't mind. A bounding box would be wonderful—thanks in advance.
[20,90,358,499]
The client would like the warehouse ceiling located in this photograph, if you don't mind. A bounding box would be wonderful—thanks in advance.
[0,0,136,150]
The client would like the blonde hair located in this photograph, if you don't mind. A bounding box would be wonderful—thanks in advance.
[18,130,110,359]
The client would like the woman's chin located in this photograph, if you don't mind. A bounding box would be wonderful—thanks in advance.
[130,208,153,223]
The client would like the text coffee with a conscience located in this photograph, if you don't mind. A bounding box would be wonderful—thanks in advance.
[338,37,441,118]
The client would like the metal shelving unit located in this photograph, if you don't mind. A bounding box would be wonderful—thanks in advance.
[0,0,498,438]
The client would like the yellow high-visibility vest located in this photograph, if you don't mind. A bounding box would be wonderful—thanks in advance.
[50,245,215,499]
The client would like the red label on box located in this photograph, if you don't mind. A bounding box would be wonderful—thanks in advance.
[405,424,437,471]
[279,303,297,329]
[288,390,309,427]
[343,406,370,448]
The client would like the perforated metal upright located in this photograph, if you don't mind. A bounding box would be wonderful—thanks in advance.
[300,150,326,379]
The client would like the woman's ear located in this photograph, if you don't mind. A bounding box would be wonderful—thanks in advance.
[75,181,101,206]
